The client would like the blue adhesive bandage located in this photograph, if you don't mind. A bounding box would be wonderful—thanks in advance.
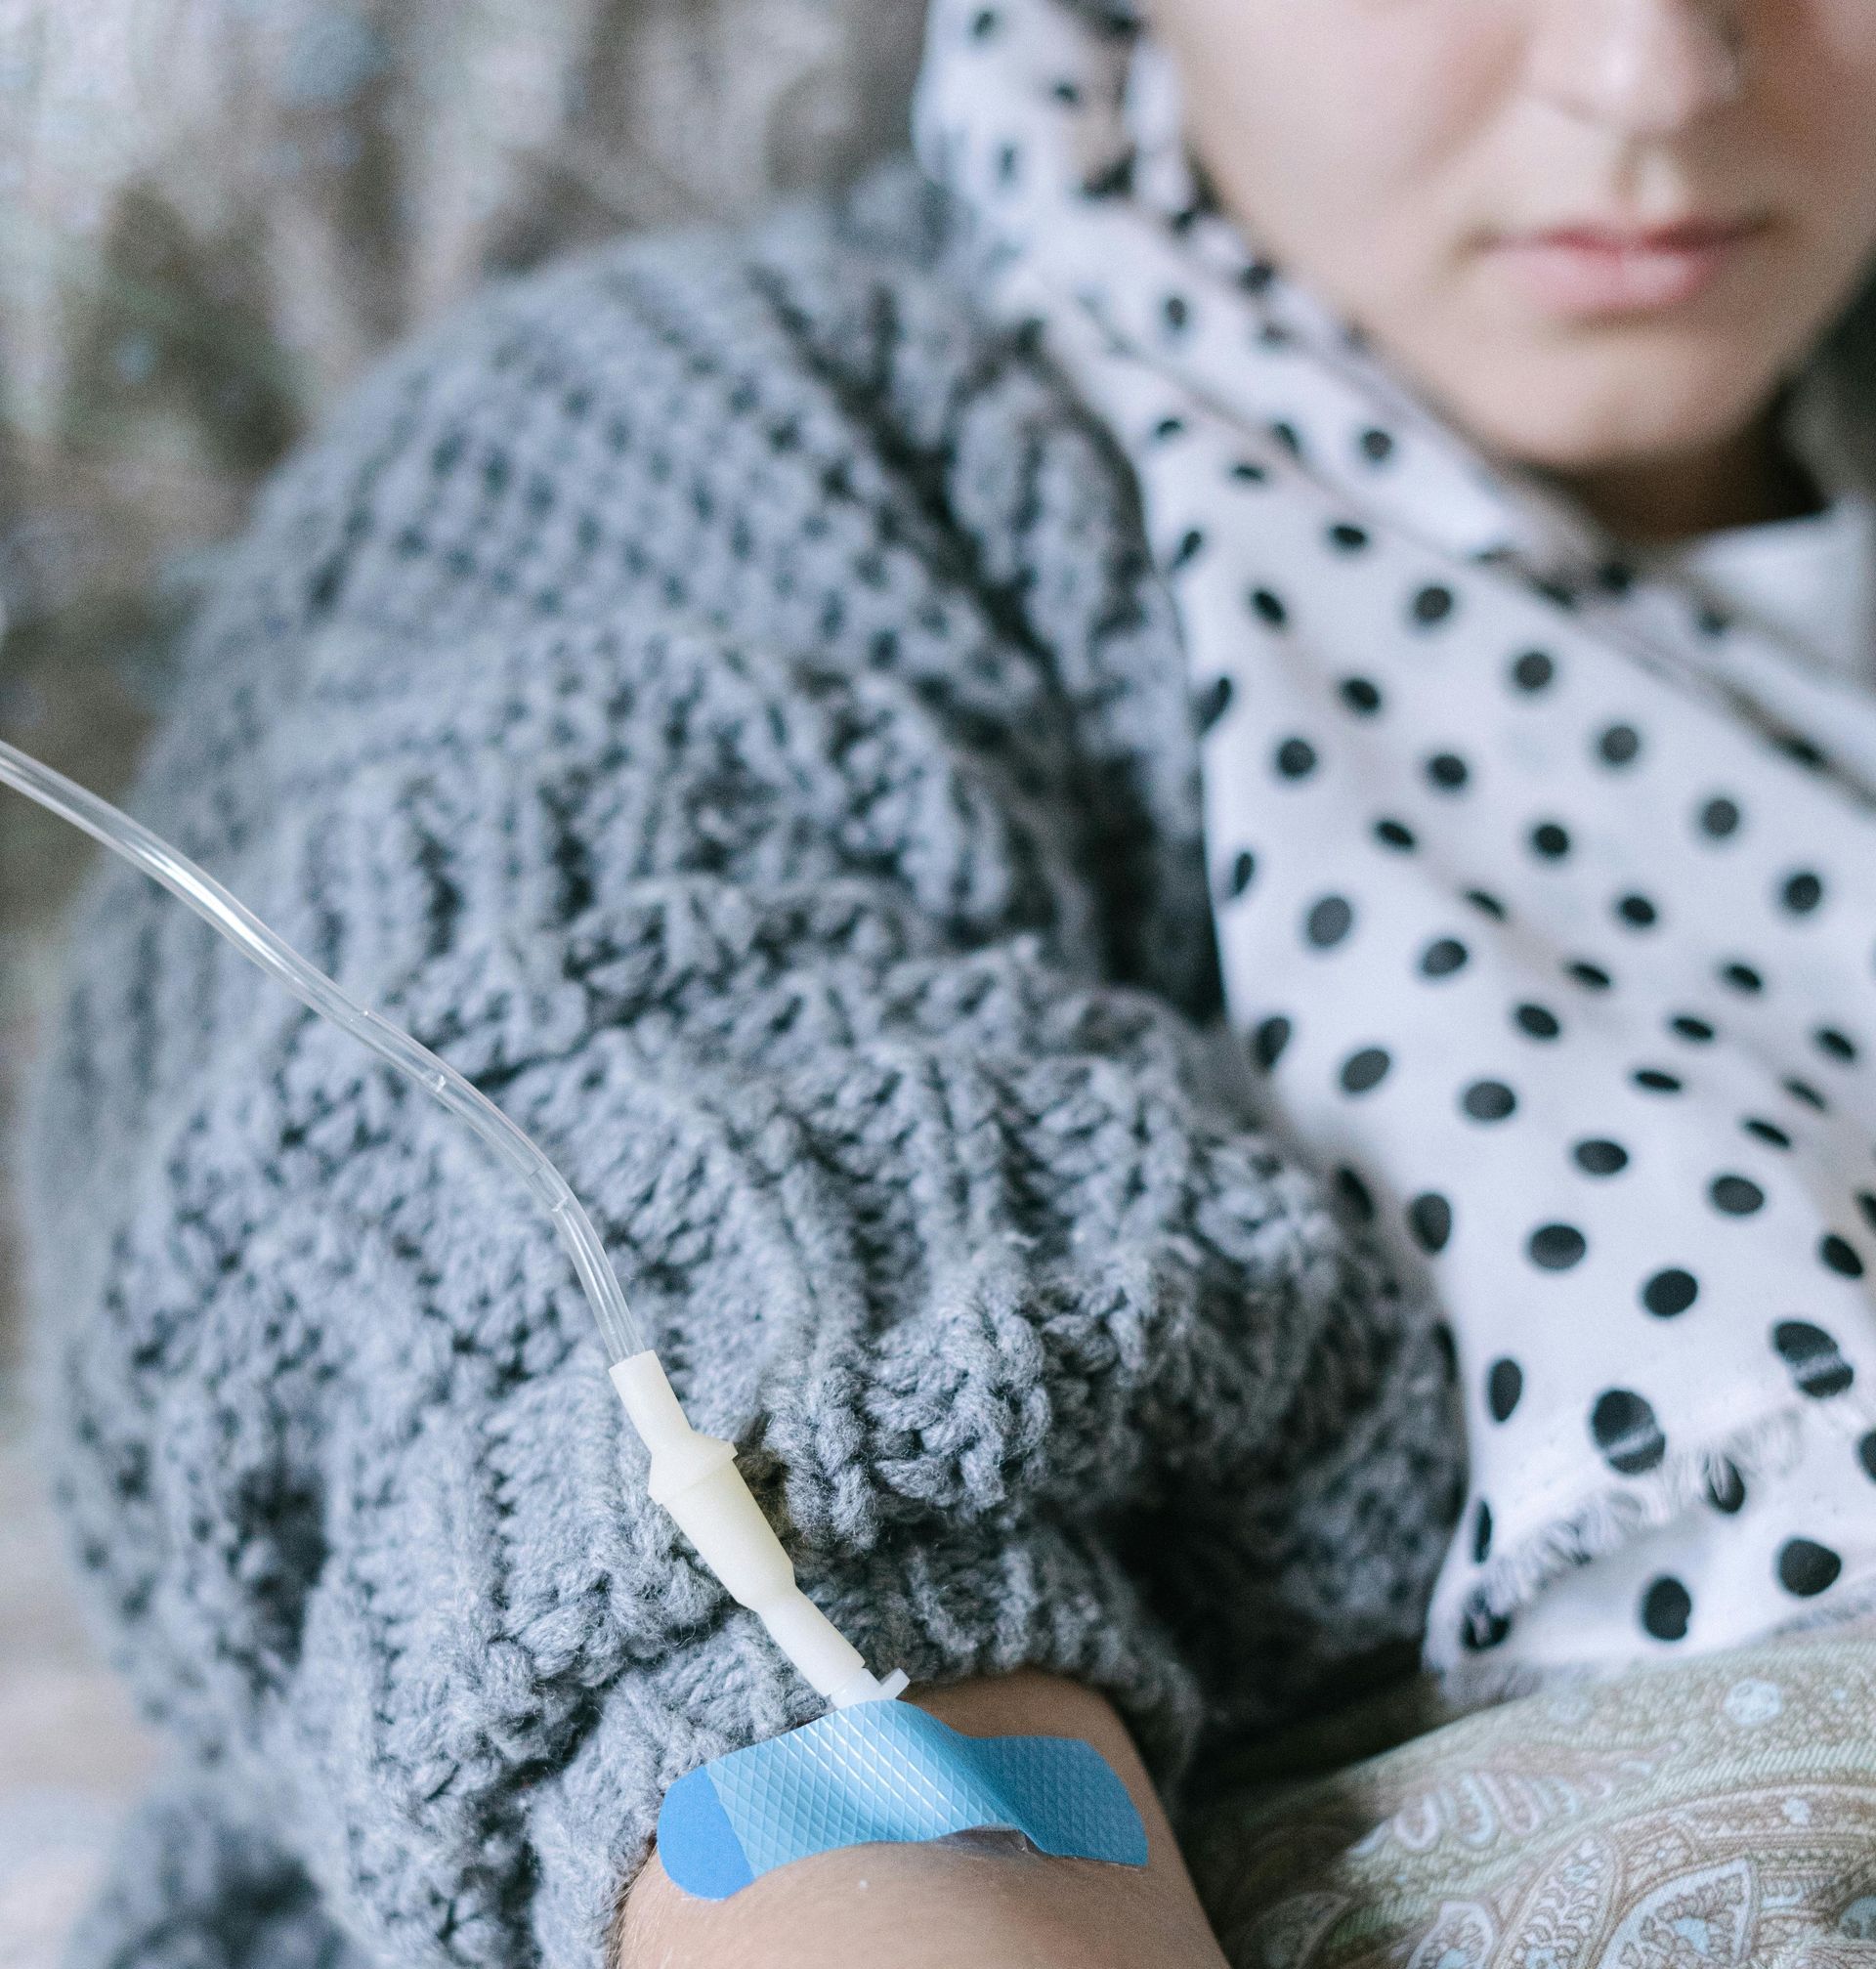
[657,1701,1149,1900]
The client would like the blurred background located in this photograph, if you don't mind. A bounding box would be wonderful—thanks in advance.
[0,4,925,1956]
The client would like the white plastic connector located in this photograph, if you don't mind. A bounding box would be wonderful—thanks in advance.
[611,1351,907,1709]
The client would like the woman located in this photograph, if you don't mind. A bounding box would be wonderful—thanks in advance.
[25,2,1876,1965]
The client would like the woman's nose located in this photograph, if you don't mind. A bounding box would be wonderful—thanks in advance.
[1527,0,1748,135]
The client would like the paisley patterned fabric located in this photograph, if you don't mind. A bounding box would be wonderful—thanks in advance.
[1189,1625,1876,1969]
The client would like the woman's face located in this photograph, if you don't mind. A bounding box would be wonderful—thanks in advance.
[1150,0,1876,479]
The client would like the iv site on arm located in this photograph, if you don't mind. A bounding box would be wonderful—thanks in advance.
[0,729,1146,1898]
[620,1674,1220,1969]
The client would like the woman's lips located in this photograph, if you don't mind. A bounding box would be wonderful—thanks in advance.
[1487,216,1769,318]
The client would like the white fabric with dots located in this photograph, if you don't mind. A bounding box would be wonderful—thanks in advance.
[1644,488,1876,694]
[913,0,1876,1685]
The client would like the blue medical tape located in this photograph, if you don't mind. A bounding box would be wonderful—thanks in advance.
[657,1701,1149,1900]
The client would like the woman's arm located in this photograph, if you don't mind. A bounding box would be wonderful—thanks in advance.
[616,1671,1228,1969]
[23,214,1459,1964]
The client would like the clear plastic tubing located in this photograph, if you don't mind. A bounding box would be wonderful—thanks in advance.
[0,732,902,1709]
[0,733,645,1361]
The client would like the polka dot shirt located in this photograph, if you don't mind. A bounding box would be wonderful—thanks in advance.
[914,0,1876,1683]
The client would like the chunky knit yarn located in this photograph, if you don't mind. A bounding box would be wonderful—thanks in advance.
[23,153,1461,1969]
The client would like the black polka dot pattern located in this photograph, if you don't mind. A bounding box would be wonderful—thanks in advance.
[1304,896,1354,948]
[1193,674,1233,734]
[1339,675,1383,715]
[1708,1174,1765,1216]
[925,0,1876,1681]
[1530,822,1571,860]
[1335,1165,1376,1221]
[1408,1192,1453,1254]
[1431,1321,1460,1382]
[1820,1233,1864,1278]
[1420,937,1468,979]
[1340,1047,1390,1094]
[1487,1357,1523,1422]
[1633,1068,1683,1093]
[1699,795,1741,838]
[1707,1461,1747,1514]
[1777,1538,1842,1598]
[1411,584,1455,627]
[1461,1080,1516,1122]
[1528,1222,1587,1270]
[1591,1390,1666,1476]
[1426,751,1470,792]
[1640,1575,1691,1641]
[1250,586,1288,626]
[1461,1597,1513,1651]
[1642,1268,1697,1317]
[1772,1321,1855,1399]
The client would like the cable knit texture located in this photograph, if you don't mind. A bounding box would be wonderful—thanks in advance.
[23,153,1462,1969]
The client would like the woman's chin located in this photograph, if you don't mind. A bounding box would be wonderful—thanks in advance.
[1416,346,1785,482]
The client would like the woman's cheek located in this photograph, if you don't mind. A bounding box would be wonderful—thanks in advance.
[1174,3,1526,308]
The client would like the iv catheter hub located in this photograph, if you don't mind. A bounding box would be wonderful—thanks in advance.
[612,1352,908,1709]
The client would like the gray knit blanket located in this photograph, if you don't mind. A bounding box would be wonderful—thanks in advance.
[21,153,1461,1969]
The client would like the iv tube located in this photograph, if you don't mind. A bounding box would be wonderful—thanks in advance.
[0,731,903,1708]
[0,735,645,1361]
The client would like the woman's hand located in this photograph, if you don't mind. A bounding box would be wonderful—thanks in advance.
[615,1670,1229,1969]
